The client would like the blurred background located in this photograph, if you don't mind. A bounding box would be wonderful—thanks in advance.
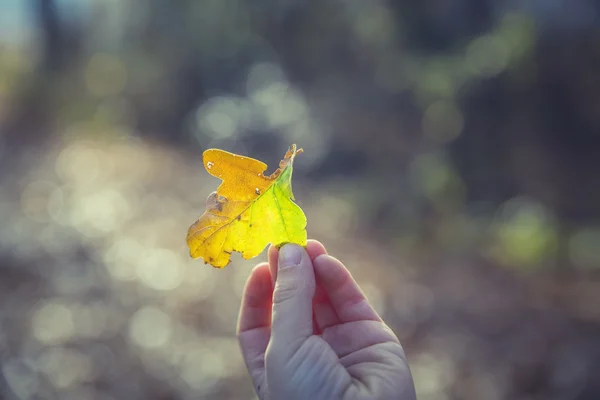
[1,0,600,399]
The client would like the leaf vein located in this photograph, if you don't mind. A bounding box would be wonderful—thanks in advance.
[272,182,290,241]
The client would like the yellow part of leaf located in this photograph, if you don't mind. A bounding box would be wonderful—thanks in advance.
[186,144,307,268]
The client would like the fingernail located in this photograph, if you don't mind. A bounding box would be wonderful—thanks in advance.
[278,244,303,269]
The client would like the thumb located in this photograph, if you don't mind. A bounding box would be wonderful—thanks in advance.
[269,244,315,358]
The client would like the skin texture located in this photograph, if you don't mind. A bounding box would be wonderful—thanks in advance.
[237,240,417,400]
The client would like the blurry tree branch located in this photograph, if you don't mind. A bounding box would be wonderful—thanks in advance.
[35,0,63,72]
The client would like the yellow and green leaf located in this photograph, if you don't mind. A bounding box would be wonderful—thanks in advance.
[186,144,307,268]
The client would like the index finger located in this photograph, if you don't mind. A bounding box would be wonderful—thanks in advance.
[237,263,272,396]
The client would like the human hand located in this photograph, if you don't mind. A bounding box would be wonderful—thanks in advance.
[237,240,416,400]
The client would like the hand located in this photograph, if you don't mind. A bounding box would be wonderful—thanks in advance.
[237,240,416,400]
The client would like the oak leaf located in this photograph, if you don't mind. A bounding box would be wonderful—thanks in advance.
[186,144,307,268]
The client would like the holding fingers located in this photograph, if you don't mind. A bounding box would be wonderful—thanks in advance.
[237,240,416,400]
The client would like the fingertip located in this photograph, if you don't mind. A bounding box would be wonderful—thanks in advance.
[250,262,272,284]
[313,254,351,286]
[268,244,279,262]
[306,239,327,261]
[268,240,325,287]
[252,261,268,272]
[241,263,272,312]
[268,245,279,285]
[238,267,273,334]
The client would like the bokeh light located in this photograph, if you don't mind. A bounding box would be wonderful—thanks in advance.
[129,306,173,349]
[490,197,558,268]
[31,300,75,345]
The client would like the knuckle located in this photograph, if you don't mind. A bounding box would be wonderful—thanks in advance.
[271,271,314,305]
[272,279,301,305]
